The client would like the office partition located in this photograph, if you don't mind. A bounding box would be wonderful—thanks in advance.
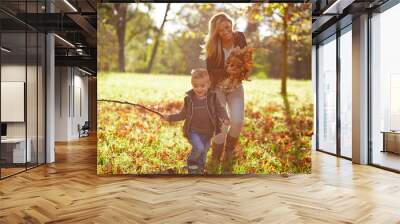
[0,1,47,179]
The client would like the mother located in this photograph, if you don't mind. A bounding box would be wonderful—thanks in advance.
[203,12,248,173]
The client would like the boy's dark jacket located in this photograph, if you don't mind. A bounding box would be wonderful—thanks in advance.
[167,89,229,140]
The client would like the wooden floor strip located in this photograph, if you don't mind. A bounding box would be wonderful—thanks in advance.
[0,135,399,223]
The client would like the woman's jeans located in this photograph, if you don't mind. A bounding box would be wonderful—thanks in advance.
[214,84,244,144]
[188,131,212,170]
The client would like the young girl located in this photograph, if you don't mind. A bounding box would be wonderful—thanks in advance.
[163,68,229,174]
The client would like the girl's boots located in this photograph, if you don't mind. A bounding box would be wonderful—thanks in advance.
[222,135,239,173]
[208,142,224,174]
[207,135,239,174]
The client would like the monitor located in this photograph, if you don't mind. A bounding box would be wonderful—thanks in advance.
[1,123,7,137]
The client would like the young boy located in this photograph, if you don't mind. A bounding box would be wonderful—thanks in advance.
[163,68,229,174]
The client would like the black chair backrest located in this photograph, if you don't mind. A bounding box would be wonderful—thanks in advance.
[82,121,90,129]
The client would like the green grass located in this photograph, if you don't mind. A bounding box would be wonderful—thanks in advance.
[97,72,313,174]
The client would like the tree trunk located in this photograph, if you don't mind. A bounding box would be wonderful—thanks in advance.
[117,27,125,72]
[115,4,127,72]
[245,20,259,37]
[281,7,289,96]
[145,3,170,74]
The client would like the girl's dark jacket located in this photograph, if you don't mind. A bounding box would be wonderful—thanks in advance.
[166,89,229,140]
[206,31,247,89]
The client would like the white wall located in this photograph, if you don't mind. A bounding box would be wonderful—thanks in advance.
[71,72,89,138]
[0,65,40,138]
[55,67,89,141]
[55,66,70,141]
[1,65,26,138]
[1,63,46,164]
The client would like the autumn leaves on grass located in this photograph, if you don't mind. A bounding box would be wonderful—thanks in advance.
[97,97,312,174]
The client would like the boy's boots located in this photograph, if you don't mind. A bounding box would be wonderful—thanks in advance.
[222,135,239,174]
[208,142,224,174]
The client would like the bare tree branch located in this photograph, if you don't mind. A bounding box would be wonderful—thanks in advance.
[98,99,164,117]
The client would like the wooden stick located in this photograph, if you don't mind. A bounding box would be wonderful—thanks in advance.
[97,99,164,117]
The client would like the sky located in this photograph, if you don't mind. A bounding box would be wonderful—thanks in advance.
[135,3,272,38]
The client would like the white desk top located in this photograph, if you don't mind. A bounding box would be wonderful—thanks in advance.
[1,138,28,143]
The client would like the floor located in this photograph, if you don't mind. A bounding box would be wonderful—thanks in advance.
[0,135,400,223]
[372,150,400,171]
[1,163,44,178]
[0,167,25,177]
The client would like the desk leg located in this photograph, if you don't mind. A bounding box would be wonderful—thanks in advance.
[382,133,386,153]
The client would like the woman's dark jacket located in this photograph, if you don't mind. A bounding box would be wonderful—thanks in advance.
[167,90,229,141]
[206,31,247,88]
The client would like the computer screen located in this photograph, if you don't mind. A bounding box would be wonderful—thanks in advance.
[1,123,7,137]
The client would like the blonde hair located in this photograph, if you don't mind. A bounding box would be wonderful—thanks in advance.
[201,12,234,65]
[191,68,209,81]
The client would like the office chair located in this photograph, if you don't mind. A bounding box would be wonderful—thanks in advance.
[79,121,90,138]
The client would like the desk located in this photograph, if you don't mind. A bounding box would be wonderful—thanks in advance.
[1,138,31,163]
[381,131,400,154]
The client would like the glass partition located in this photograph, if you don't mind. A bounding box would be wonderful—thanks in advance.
[371,3,400,171]
[0,1,46,179]
[339,27,352,158]
[317,35,337,154]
